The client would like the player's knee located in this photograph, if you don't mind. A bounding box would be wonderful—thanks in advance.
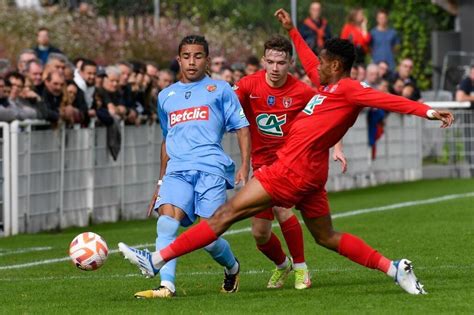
[273,207,293,223]
[251,225,271,245]
[313,230,339,250]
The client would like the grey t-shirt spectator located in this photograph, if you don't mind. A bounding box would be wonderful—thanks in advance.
[370,27,400,70]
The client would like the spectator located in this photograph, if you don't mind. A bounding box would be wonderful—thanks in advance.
[210,56,227,79]
[341,7,371,64]
[370,9,400,70]
[377,79,390,93]
[117,61,138,124]
[245,55,260,75]
[22,77,42,105]
[17,49,37,74]
[45,53,68,77]
[74,59,97,118]
[96,65,127,120]
[356,64,366,82]
[95,66,106,88]
[157,69,174,92]
[299,1,332,52]
[145,61,159,87]
[391,78,405,96]
[64,62,75,81]
[350,65,358,80]
[0,78,7,107]
[377,60,391,80]
[0,77,16,122]
[5,72,38,120]
[402,83,417,101]
[25,59,44,95]
[33,27,63,65]
[365,63,380,87]
[231,64,245,83]
[390,58,421,101]
[455,65,474,102]
[219,67,234,85]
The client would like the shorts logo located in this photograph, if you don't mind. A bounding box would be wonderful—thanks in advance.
[256,113,287,137]
[207,84,217,92]
[283,97,292,108]
[267,95,275,106]
[185,91,192,99]
[303,94,326,115]
[170,106,209,126]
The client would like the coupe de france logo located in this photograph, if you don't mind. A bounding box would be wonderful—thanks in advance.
[303,94,326,115]
[267,95,276,106]
[256,113,287,137]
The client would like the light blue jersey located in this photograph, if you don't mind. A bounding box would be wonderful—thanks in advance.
[158,75,248,188]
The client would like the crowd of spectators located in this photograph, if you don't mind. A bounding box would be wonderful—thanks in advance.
[1,1,472,130]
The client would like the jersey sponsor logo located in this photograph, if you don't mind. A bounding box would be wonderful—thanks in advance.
[303,94,326,115]
[170,106,209,126]
[267,95,276,106]
[256,113,287,137]
[206,84,217,92]
[283,97,293,108]
[185,91,192,99]
[360,81,370,88]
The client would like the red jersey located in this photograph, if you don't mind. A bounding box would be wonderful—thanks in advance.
[340,23,371,53]
[280,28,432,188]
[234,70,316,169]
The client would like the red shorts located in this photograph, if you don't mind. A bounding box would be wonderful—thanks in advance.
[254,161,330,219]
[254,207,275,220]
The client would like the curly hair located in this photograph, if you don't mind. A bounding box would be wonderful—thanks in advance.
[324,38,356,72]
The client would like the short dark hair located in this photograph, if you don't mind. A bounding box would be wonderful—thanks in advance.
[264,35,293,58]
[80,59,97,71]
[323,38,356,72]
[5,71,25,86]
[245,55,260,67]
[178,35,209,56]
[377,8,389,16]
[37,27,49,34]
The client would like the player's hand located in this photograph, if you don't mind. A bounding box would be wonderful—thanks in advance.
[333,147,348,174]
[431,110,454,128]
[274,8,294,31]
[235,164,250,187]
[146,181,161,217]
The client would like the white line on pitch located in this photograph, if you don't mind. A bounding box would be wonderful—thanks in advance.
[0,192,473,271]
[0,264,472,282]
[0,246,53,257]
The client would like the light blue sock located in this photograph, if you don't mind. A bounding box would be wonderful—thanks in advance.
[156,215,180,291]
[204,237,237,272]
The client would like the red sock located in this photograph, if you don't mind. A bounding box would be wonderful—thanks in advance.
[338,233,391,273]
[160,221,218,261]
[257,232,287,266]
[280,215,305,264]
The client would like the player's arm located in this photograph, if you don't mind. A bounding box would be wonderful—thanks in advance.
[332,140,347,173]
[275,8,321,87]
[235,127,251,186]
[347,82,454,128]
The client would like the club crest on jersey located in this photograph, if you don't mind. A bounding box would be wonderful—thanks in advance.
[256,113,287,137]
[267,95,276,106]
[207,84,217,92]
[303,94,327,115]
[283,97,293,108]
[185,91,192,99]
[170,105,209,126]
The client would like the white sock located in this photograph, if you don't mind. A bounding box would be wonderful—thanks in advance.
[293,262,307,270]
[386,261,397,279]
[276,257,289,269]
[151,251,163,267]
[160,280,176,293]
[225,261,239,275]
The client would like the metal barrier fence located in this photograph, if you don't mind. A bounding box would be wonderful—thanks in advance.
[422,109,474,178]
[1,105,469,236]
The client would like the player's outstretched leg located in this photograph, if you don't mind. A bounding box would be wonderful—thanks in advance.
[134,215,179,299]
[302,214,427,295]
[252,215,292,289]
[274,207,310,290]
[203,237,240,293]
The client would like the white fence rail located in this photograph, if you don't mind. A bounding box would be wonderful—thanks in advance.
[0,106,470,236]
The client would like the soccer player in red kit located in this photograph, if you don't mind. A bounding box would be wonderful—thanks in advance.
[119,9,454,295]
[234,35,347,290]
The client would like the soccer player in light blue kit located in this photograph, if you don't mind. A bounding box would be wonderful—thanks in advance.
[132,35,251,298]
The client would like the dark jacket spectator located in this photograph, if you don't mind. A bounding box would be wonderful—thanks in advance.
[37,71,64,122]
[455,66,474,103]
[390,58,421,101]
[298,1,332,52]
[33,27,63,65]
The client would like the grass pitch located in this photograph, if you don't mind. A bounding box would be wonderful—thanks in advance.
[0,178,473,314]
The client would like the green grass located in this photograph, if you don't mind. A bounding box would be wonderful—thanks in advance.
[0,178,473,314]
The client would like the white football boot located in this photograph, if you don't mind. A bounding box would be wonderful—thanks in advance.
[118,242,164,278]
[394,259,427,295]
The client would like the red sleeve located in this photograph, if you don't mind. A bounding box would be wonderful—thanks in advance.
[344,80,432,118]
[234,78,251,113]
[288,28,320,88]
[340,24,351,39]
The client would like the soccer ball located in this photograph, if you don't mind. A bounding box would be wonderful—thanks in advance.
[69,232,108,271]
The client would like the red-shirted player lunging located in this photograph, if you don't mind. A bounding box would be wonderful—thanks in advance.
[234,35,347,290]
[119,9,454,295]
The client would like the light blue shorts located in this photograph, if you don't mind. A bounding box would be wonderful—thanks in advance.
[154,170,227,227]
